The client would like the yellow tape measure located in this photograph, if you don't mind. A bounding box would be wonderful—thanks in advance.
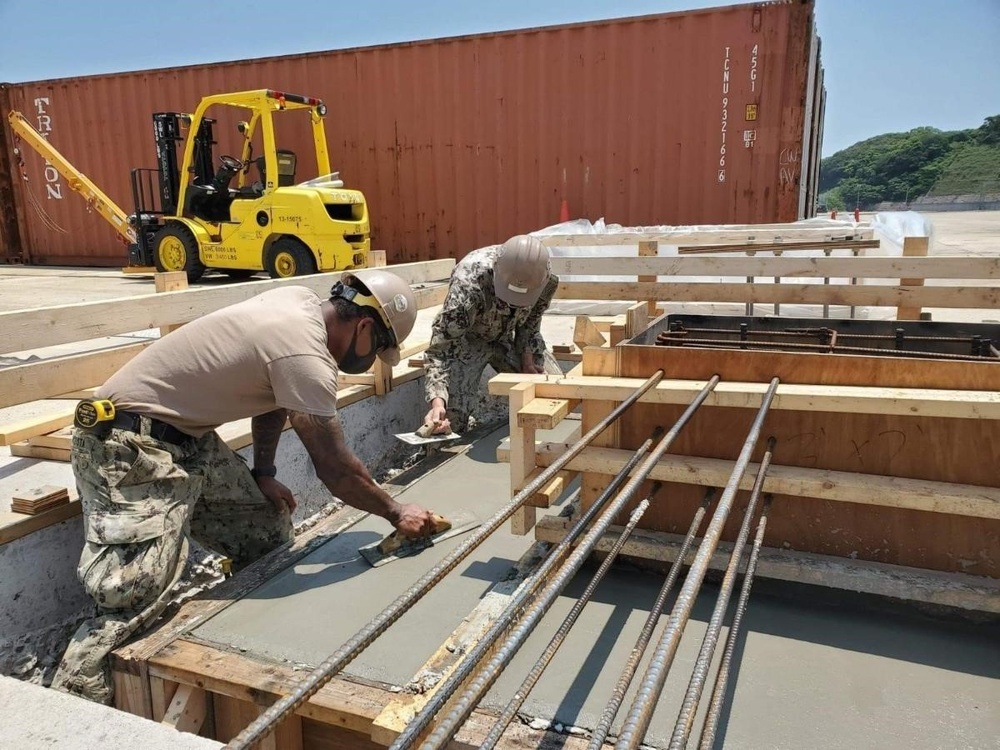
[74,399,116,429]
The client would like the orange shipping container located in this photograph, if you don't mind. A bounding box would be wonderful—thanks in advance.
[0,0,823,267]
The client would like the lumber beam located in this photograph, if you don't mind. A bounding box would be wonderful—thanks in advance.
[554,280,1000,309]
[0,342,151,409]
[0,410,74,446]
[541,227,874,246]
[897,236,930,320]
[508,382,537,535]
[1,258,455,355]
[677,238,881,254]
[160,683,207,734]
[154,271,188,336]
[517,397,573,429]
[637,240,658,316]
[525,445,1000,520]
[534,515,1000,613]
[572,316,607,348]
[517,466,575,508]
[548,254,1000,279]
[488,374,1000,421]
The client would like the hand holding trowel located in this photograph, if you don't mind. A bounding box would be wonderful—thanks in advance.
[394,407,461,446]
[359,510,480,566]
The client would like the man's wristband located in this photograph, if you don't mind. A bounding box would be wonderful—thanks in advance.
[251,466,277,480]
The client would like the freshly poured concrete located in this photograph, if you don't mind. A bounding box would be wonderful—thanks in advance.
[192,423,1000,748]
[193,424,577,685]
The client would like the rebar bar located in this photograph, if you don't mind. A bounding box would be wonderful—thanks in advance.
[479,499,651,750]
[697,495,772,750]
[669,437,776,750]
[614,376,780,750]
[412,376,722,750]
[587,488,716,750]
[224,370,666,750]
[386,424,667,750]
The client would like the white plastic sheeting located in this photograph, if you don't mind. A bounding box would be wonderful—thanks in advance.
[532,215,920,320]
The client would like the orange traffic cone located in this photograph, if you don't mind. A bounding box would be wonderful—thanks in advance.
[559,198,570,223]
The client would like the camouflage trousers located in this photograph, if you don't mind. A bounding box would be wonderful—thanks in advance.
[51,422,292,704]
[435,340,562,433]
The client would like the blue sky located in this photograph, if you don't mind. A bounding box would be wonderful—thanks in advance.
[1,0,997,156]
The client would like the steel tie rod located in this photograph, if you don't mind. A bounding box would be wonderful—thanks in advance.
[479,499,652,750]
[614,376,780,750]
[698,495,773,750]
[587,488,717,750]
[417,376,722,750]
[669,436,777,750]
[387,423,666,750]
[226,369,665,750]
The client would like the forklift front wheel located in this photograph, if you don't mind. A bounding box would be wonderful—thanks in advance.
[266,238,318,279]
[153,223,206,283]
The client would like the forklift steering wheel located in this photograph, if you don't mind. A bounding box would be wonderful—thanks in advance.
[219,155,245,171]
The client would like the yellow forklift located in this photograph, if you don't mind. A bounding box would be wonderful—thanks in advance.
[8,89,370,281]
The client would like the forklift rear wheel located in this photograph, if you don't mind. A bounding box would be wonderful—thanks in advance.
[153,224,206,283]
[266,238,318,278]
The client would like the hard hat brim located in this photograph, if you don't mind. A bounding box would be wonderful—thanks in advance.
[378,346,401,366]
[495,281,545,308]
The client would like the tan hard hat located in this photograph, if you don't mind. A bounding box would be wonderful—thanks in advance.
[494,235,551,307]
[340,269,416,365]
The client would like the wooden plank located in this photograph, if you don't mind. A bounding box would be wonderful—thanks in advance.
[516,466,574,508]
[897,236,930,320]
[0,497,81,546]
[0,342,151,409]
[10,485,69,515]
[27,426,72,450]
[572,316,606,349]
[617,345,1000,393]
[487,374,1000,421]
[339,373,377,386]
[526,445,1000,520]
[0,409,74,446]
[155,271,189,336]
[122,265,156,275]
[113,668,154,719]
[625,301,650,339]
[541,227,874,246]
[549,254,1000,279]
[608,322,627,346]
[517,397,572,430]
[677,238,881,254]
[152,639,385,737]
[1,259,455,355]
[150,677,179,722]
[637,240,659,316]
[9,441,71,461]
[161,683,207,734]
[368,250,387,267]
[508,382,537,535]
[534,515,1000,613]
[555,280,1000,309]
[51,387,99,400]
[373,359,392,396]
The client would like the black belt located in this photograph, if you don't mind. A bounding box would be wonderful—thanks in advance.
[112,411,192,445]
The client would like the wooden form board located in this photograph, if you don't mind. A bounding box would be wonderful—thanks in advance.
[1,258,455,355]
[565,344,1000,576]
[539,226,875,246]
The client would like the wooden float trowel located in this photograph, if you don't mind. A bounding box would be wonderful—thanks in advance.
[358,511,480,567]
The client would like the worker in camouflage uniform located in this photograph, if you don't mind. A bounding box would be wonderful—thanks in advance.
[52,270,437,705]
[424,235,562,434]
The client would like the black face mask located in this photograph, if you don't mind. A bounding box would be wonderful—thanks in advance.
[339,321,379,374]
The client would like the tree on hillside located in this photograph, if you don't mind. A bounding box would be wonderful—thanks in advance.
[819,116,1000,209]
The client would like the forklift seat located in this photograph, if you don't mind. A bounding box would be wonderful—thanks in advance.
[255,150,298,188]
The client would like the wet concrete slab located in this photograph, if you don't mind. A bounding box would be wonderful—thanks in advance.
[193,422,579,686]
[192,422,1000,749]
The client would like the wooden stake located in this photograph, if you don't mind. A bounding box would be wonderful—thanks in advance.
[897,235,930,320]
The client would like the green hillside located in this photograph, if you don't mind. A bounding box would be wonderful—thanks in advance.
[819,115,1000,210]
[928,144,1000,196]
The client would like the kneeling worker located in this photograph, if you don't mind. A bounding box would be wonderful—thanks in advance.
[53,269,437,704]
[423,234,562,435]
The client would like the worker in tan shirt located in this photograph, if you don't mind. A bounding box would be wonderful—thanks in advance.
[52,269,437,705]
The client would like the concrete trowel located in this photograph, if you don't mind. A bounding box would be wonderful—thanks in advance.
[393,419,461,447]
[358,511,480,567]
